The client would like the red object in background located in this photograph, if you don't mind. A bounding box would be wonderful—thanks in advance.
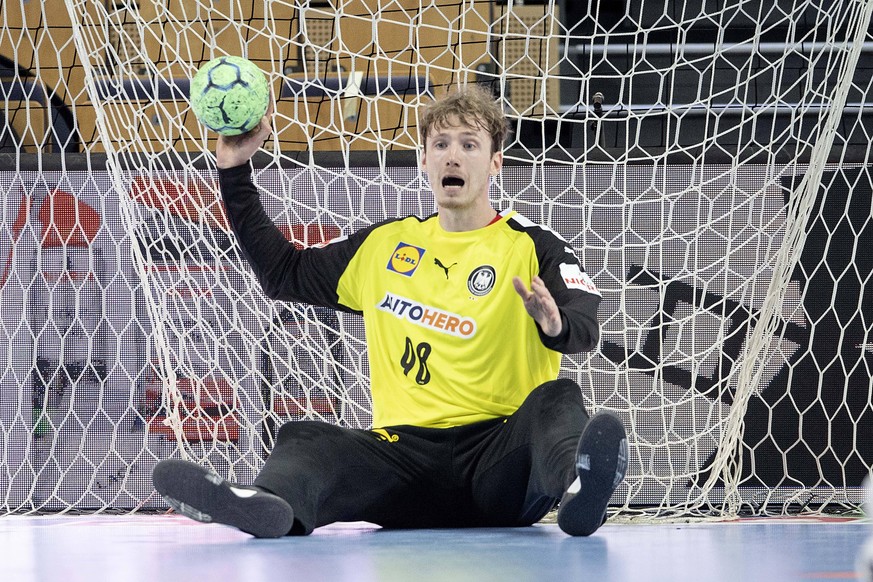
[1,187,101,287]
[142,369,241,442]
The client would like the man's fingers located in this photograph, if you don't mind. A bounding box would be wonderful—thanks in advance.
[514,276,551,309]
[512,276,532,300]
[513,275,561,336]
[526,277,551,308]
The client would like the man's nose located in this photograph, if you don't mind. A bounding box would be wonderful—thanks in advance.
[444,144,461,165]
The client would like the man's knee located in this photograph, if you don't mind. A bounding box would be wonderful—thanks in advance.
[275,419,342,445]
[528,378,586,411]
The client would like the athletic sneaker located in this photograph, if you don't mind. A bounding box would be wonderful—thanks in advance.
[152,458,294,538]
[557,411,628,536]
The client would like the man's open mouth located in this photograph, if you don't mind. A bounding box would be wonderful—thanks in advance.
[442,176,465,188]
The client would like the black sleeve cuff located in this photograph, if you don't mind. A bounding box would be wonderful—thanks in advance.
[537,311,571,351]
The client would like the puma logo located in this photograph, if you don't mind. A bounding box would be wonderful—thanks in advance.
[434,258,457,279]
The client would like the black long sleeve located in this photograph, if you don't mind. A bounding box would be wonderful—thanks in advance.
[218,163,366,313]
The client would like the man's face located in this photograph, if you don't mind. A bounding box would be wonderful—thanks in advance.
[421,116,503,212]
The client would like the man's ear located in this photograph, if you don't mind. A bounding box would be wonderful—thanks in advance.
[490,150,503,176]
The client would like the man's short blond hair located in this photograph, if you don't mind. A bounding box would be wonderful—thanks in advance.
[419,84,508,154]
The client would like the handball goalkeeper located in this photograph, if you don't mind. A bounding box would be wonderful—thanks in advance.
[153,84,627,538]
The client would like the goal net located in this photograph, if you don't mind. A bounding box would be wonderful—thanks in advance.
[1,0,871,518]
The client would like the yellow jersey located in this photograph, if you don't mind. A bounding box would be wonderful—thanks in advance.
[220,165,602,428]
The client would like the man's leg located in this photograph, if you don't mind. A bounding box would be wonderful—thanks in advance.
[466,378,627,535]
[253,421,425,534]
[462,378,585,526]
[257,421,487,532]
[153,421,440,537]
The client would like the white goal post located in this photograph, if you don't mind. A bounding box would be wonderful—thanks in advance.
[1,0,872,518]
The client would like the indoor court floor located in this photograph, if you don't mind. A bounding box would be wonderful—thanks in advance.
[0,513,867,581]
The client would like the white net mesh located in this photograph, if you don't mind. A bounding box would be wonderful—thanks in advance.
[1,0,871,518]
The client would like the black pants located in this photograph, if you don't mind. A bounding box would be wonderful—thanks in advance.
[254,378,589,535]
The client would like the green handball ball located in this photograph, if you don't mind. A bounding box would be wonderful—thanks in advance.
[190,56,269,136]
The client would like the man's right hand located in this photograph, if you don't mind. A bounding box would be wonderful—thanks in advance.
[215,102,274,169]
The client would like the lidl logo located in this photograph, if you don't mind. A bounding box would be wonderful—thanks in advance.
[387,243,425,277]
